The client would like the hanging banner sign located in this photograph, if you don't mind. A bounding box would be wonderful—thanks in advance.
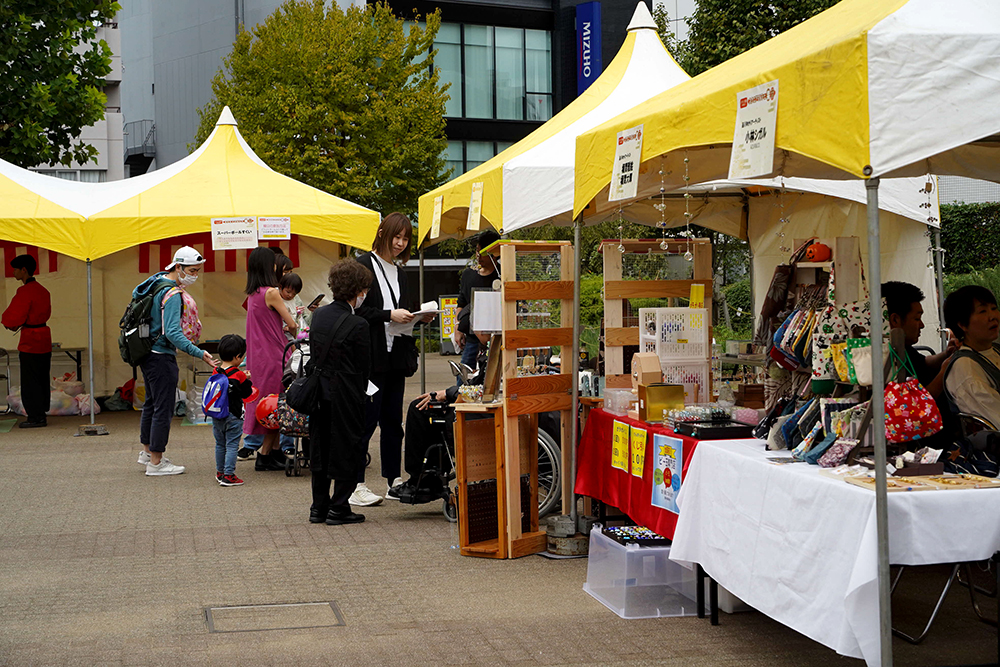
[630,425,647,478]
[611,420,630,471]
[608,124,642,202]
[431,196,443,239]
[651,434,684,513]
[728,79,778,179]
[211,217,258,251]
[576,1,603,95]
[257,216,291,240]
[466,182,484,231]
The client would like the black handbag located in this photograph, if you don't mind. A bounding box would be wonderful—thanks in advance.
[285,311,350,414]
[371,253,419,378]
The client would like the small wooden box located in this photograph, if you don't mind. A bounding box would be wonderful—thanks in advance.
[638,383,686,423]
[631,352,663,390]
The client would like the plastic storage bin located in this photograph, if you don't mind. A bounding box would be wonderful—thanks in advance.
[583,528,697,619]
[638,307,709,361]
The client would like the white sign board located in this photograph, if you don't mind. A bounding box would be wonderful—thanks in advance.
[431,196,443,239]
[728,79,778,179]
[257,216,291,240]
[608,124,643,202]
[211,217,258,251]
[466,182,484,231]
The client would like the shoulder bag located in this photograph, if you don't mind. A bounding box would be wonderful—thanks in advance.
[285,311,350,415]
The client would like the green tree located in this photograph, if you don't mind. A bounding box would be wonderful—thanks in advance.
[0,0,118,168]
[194,0,447,216]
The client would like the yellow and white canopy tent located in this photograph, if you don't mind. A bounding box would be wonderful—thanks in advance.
[0,106,380,419]
[573,0,1000,665]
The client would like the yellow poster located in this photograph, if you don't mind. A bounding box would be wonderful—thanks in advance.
[466,182,484,231]
[611,420,630,472]
[689,283,705,308]
[630,425,647,478]
[431,196,443,239]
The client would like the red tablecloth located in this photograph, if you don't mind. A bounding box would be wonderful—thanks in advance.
[575,407,702,540]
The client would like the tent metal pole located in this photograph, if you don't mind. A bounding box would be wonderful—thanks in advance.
[933,228,947,349]
[865,177,892,667]
[570,214,582,529]
[87,260,95,425]
[419,249,426,395]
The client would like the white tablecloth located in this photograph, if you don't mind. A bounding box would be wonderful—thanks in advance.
[670,439,1000,667]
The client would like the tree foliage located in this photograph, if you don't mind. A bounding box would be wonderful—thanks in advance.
[0,0,117,168]
[194,0,448,216]
[940,202,1000,274]
[655,0,841,76]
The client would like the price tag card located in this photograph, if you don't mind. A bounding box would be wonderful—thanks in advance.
[630,425,647,478]
[431,196,443,239]
[651,434,684,513]
[211,217,258,251]
[689,283,705,308]
[466,182,484,231]
[729,79,778,179]
[611,420,630,472]
[257,216,291,240]
[608,124,643,202]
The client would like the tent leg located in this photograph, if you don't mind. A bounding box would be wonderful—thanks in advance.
[866,177,893,667]
[570,214,582,529]
[419,250,426,395]
[87,260,95,425]
[933,228,947,350]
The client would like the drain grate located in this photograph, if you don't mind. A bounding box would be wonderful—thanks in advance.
[205,601,346,633]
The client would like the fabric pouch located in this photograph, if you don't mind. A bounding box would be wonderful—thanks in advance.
[767,414,794,451]
[805,432,838,465]
[819,438,859,468]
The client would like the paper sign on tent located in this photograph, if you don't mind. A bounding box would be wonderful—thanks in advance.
[611,420,630,471]
[466,183,484,231]
[729,79,778,179]
[211,217,258,251]
[431,196,443,239]
[258,216,291,240]
[608,124,643,202]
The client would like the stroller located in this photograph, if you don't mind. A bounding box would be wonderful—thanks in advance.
[280,338,311,477]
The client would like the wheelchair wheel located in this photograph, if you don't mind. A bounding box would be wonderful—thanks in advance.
[537,429,561,518]
[443,494,458,523]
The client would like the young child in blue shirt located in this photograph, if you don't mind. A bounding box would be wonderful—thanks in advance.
[212,334,254,486]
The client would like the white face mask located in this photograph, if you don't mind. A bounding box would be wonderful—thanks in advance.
[354,293,366,309]
[178,271,198,287]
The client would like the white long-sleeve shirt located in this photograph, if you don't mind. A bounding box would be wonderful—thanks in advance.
[944,345,1000,429]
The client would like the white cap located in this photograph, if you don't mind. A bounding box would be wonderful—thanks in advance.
[164,246,205,271]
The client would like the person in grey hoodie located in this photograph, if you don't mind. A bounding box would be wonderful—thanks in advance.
[133,246,215,476]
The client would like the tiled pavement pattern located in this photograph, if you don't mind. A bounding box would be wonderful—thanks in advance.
[1,356,995,666]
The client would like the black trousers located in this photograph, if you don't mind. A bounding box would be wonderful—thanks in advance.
[404,397,454,484]
[360,370,406,483]
[19,351,51,422]
[139,353,179,453]
[311,475,355,514]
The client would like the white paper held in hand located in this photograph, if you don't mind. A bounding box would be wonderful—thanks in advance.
[386,301,441,337]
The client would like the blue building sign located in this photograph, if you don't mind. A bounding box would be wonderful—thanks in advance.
[576,2,603,95]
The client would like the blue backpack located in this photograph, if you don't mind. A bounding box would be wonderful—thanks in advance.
[202,367,233,419]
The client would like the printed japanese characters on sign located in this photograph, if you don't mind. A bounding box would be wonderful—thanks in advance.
[439,296,458,338]
[257,216,291,240]
[211,217,258,251]
[611,420,630,471]
[630,425,647,478]
[466,182,484,231]
[651,434,683,513]
[431,196,443,239]
[609,124,643,202]
[728,79,778,179]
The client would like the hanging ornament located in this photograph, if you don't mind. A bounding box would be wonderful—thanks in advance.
[683,151,693,261]
[617,206,625,253]
[920,178,940,269]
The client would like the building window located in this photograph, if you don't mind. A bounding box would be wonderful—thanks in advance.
[443,140,516,177]
[35,169,107,182]
[434,23,552,122]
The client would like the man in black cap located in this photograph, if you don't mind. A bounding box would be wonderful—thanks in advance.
[2,255,52,428]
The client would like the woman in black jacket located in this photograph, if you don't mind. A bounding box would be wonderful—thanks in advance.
[354,212,432,504]
[308,260,372,525]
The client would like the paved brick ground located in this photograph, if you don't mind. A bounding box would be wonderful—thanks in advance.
[0,356,995,666]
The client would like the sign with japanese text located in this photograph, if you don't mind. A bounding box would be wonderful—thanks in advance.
[630,425,647,478]
[257,216,291,240]
[466,182,484,231]
[729,79,778,179]
[611,420,630,472]
[211,217,257,251]
[608,124,643,202]
[431,196,443,239]
[651,434,683,513]
[439,295,458,353]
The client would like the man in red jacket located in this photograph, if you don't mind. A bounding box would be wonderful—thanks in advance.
[2,255,52,428]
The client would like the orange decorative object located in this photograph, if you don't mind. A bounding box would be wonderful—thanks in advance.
[255,394,281,430]
[804,243,832,262]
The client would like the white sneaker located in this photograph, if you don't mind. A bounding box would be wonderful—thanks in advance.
[145,460,186,476]
[136,450,150,465]
[384,477,404,500]
[349,483,383,506]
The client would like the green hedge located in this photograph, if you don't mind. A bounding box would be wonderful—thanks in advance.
[943,267,1000,299]
[941,203,1000,273]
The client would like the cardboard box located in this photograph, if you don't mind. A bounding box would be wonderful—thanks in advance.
[631,352,663,390]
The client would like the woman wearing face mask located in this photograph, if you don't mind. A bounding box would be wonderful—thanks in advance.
[244,246,300,471]
[132,246,215,476]
[354,212,434,506]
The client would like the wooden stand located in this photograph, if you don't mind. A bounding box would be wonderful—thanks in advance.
[602,239,713,389]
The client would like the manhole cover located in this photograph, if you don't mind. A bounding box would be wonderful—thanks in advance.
[205,601,346,633]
